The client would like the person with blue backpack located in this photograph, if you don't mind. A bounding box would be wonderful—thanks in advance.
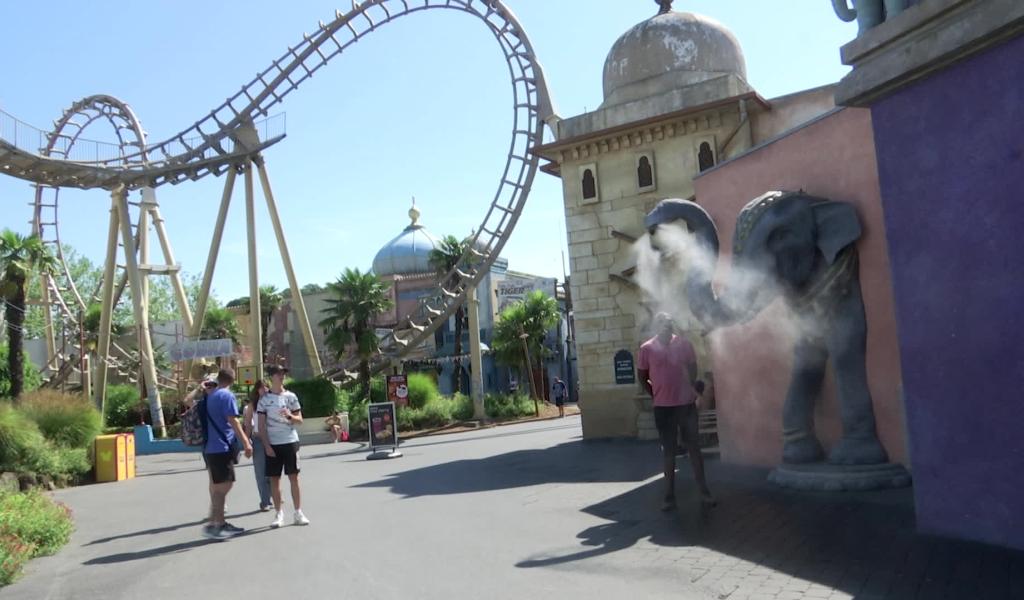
[199,368,253,540]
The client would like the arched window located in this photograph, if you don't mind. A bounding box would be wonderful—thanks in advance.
[637,156,653,189]
[698,142,715,172]
[581,168,597,200]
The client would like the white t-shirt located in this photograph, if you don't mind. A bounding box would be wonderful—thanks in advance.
[257,390,302,445]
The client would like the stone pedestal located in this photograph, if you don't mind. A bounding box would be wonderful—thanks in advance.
[769,462,911,492]
[835,0,1024,106]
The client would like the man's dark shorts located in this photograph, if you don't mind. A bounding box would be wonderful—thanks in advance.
[654,404,699,456]
[266,442,301,477]
[554,395,565,407]
[203,452,236,484]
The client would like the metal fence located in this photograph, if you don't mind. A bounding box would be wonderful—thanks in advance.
[0,106,285,166]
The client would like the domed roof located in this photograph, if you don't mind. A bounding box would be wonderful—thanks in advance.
[602,6,747,108]
[371,201,440,277]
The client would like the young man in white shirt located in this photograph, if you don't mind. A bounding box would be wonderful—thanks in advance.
[257,365,310,527]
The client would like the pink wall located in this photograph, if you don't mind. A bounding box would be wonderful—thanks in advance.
[692,107,907,467]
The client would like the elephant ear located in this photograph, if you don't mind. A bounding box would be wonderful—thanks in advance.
[812,201,862,264]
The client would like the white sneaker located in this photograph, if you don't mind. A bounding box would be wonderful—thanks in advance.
[271,510,284,528]
[293,510,310,526]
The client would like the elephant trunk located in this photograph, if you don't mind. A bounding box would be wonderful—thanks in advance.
[831,0,857,22]
[645,200,738,329]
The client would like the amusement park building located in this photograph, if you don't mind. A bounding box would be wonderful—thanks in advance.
[269,203,569,398]
[537,6,841,440]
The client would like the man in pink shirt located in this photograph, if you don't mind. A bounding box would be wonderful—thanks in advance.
[637,313,714,510]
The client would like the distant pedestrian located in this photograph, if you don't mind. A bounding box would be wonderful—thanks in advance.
[637,313,714,511]
[551,377,568,418]
[324,411,347,443]
[258,365,310,527]
[242,380,273,512]
[202,368,253,540]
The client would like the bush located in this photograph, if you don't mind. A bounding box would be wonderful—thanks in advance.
[19,390,102,449]
[0,534,32,587]
[104,384,143,428]
[52,448,91,480]
[0,490,74,585]
[485,393,535,420]
[0,407,92,482]
[0,346,42,398]
[394,394,475,431]
[285,378,340,418]
[405,373,439,409]
[0,407,54,476]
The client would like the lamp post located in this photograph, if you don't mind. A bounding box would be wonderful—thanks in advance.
[519,329,539,416]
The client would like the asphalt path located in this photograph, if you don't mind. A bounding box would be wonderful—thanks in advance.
[1,416,719,600]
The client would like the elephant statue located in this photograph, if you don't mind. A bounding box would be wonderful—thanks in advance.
[644,191,889,466]
[832,0,909,35]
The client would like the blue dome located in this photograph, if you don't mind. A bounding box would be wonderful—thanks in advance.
[371,203,440,277]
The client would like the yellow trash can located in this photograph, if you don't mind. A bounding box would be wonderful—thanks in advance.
[95,435,128,483]
[122,433,136,479]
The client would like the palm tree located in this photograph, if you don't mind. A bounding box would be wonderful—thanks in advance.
[226,286,284,362]
[0,231,58,400]
[491,290,560,409]
[428,235,470,393]
[319,268,393,400]
[200,306,242,346]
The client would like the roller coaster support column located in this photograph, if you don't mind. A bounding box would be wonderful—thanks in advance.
[254,156,323,377]
[115,185,165,436]
[188,168,236,378]
[467,285,485,420]
[244,164,264,383]
[143,187,195,332]
[94,194,120,416]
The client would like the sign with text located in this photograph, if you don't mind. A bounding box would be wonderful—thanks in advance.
[168,338,233,362]
[387,374,409,407]
[614,350,636,385]
[237,365,257,386]
[368,402,398,451]
[491,274,557,319]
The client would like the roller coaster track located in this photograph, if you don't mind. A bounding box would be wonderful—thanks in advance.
[1,0,556,381]
[27,95,185,387]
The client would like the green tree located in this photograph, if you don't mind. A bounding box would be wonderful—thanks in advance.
[0,344,42,397]
[428,235,472,394]
[0,231,58,400]
[200,306,242,346]
[491,290,559,405]
[319,268,393,399]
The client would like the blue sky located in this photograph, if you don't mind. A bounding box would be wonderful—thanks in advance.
[0,1,856,302]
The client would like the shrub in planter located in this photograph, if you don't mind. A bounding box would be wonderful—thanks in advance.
[485,393,535,419]
[405,373,439,409]
[452,394,474,421]
[19,390,102,449]
[284,378,340,418]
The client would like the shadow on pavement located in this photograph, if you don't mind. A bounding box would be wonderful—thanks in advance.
[84,510,264,546]
[354,437,661,497]
[518,458,1024,599]
[83,526,275,565]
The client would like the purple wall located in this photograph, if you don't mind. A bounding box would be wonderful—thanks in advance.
[871,34,1024,550]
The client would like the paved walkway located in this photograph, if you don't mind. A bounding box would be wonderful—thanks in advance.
[2,417,1022,599]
